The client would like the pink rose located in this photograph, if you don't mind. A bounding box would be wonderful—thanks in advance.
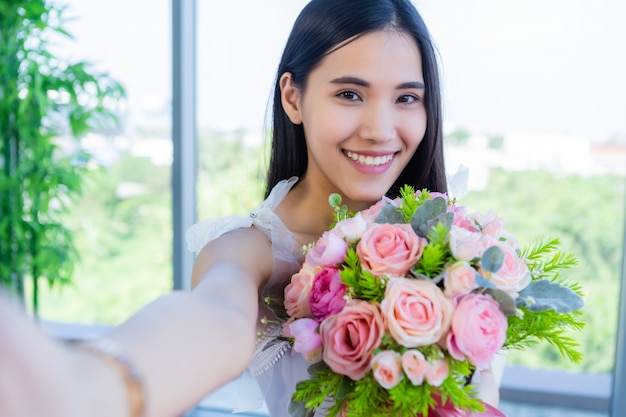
[371,350,403,389]
[443,261,478,297]
[479,242,531,298]
[500,229,520,251]
[446,294,507,369]
[447,226,484,261]
[357,223,427,276]
[425,357,449,387]
[468,210,504,239]
[453,214,479,233]
[401,349,429,385]
[319,300,384,380]
[334,213,368,243]
[290,318,322,363]
[381,277,453,347]
[309,266,347,322]
[305,231,348,268]
[284,263,318,318]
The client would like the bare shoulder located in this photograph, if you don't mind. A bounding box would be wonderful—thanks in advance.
[191,226,273,292]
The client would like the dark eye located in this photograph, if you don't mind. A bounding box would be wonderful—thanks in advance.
[338,90,361,101]
[397,94,419,104]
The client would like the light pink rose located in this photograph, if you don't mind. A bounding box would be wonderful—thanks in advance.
[448,226,484,261]
[284,263,318,318]
[453,214,479,233]
[357,223,427,276]
[446,294,507,369]
[443,261,478,297]
[309,266,347,322]
[480,242,531,298]
[319,300,384,380]
[371,350,404,389]
[305,231,348,268]
[425,357,449,387]
[290,318,322,363]
[500,229,520,251]
[381,277,453,347]
[334,213,368,243]
[401,349,429,385]
[468,210,504,239]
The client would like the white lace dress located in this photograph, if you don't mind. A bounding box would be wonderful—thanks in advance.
[186,177,318,417]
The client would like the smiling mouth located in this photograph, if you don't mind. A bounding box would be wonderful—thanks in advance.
[344,151,395,167]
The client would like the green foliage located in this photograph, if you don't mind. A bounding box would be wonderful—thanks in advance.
[340,248,385,302]
[413,223,450,278]
[292,363,347,413]
[520,237,580,283]
[0,0,125,315]
[328,193,353,227]
[462,168,625,372]
[506,308,585,364]
[397,185,420,221]
[296,356,485,417]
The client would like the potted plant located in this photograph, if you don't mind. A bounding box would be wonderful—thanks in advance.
[0,0,125,316]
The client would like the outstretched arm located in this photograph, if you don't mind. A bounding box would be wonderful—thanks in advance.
[0,227,272,417]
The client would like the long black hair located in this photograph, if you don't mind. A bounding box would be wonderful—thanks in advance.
[264,0,446,198]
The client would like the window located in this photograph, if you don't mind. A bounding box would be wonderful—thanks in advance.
[38,0,173,325]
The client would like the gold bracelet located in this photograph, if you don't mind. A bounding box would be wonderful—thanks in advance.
[78,339,146,417]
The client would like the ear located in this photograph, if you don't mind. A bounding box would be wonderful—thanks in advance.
[280,72,303,125]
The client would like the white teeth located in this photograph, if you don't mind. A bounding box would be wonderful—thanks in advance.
[345,151,393,166]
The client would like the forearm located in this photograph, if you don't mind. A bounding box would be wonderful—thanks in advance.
[86,262,260,417]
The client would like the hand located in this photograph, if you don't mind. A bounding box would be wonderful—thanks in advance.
[0,294,126,417]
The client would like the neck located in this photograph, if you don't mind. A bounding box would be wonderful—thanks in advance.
[275,177,379,244]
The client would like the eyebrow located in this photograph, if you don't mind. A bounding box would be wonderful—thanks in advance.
[329,76,425,90]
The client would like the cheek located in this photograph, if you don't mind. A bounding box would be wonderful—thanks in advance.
[303,105,359,147]
[399,113,427,151]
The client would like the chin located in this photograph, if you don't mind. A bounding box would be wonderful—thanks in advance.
[343,186,391,207]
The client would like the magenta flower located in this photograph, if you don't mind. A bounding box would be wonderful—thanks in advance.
[310,266,347,322]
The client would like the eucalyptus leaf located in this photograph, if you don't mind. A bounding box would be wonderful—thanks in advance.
[307,361,330,376]
[288,399,308,417]
[376,204,405,224]
[337,376,355,400]
[481,246,504,273]
[409,197,452,237]
[517,279,584,313]
[475,274,497,290]
[484,288,517,316]
[416,211,454,237]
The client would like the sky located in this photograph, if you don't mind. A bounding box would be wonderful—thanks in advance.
[58,0,626,140]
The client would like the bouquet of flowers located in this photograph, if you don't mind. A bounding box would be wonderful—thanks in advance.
[275,186,584,417]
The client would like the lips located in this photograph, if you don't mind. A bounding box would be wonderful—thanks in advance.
[344,151,395,167]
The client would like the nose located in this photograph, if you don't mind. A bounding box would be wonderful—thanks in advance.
[359,101,397,143]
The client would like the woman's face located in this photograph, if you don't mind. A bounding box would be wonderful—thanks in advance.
[283,29,427,207]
